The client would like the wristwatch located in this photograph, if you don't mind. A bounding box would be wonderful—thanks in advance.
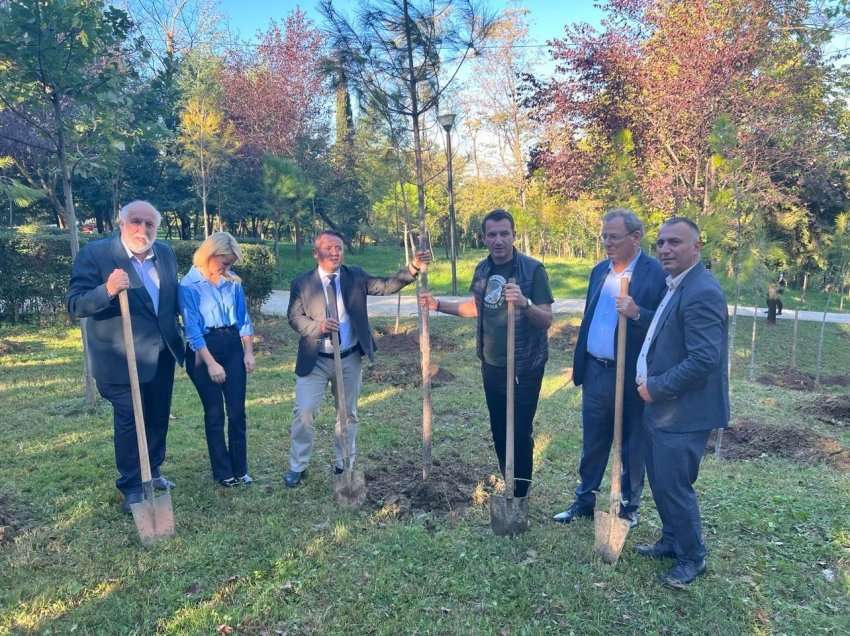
[524,297,533,310]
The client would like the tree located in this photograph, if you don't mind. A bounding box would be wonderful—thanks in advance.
[261,155,315,262]
[321,0,495,479]
[0,0,136,407]
[177,51,238,237]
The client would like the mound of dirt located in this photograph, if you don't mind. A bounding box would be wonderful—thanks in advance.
[758,367,850,391]
[252,329,289,353]
[549,324,579,350]
[366,361,456,388]
[374,326,460,354]
[0,492,34,544]
[0,339,28,355]
[813,396,850,426]
[365,456,492,516]
[707,419,850,472]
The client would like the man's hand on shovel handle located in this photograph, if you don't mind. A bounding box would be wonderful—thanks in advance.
[320,318,340,335]
[106,269,130,298]
[615,294,640,320]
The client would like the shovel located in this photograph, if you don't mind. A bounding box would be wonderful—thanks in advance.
[593,276,631,563]
[330,329,366,507]
[118,290,175,546]
[490,282,529,536]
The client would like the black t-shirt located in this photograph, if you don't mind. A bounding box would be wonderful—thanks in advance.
[477,258,554,367]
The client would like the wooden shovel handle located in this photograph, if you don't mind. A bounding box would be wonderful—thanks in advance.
[505,278,516,500]
[330,329,350,470]
[609,277,629,513]
[118,290,153,484]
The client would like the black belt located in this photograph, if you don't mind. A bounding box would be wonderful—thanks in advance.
[206,325,238,336]
[588,354,615,368]
[318,344,361,359]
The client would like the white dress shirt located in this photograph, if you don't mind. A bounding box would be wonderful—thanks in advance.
[635,262,699,384]
[318,267,357,352]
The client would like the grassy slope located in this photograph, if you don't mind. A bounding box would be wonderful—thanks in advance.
[0,316,848,635]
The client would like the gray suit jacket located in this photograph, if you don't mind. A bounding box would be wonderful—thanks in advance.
[287,264,416,377]
[67,236,184,384]
[643,262,730,433]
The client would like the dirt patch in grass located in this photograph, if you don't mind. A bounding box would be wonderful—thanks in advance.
[252,328,289,354]
[366,455,493,516]
[0,492,34,544]
[366,361,456,388]
[757,367,850,391]
[707,418,850,473]
[549,323,579,350]
[373,325,460,354]
[0,339,30,355]
[812,395,850,427]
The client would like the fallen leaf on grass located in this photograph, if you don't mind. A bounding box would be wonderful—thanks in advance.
[217,625,234,635]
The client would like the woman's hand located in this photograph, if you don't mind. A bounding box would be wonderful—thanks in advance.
[206,360,226,384]
[244,351,255,373]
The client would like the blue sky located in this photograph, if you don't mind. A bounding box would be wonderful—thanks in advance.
[219,0,605,46]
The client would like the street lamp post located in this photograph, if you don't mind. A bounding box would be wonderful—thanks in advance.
[438,112,458,296]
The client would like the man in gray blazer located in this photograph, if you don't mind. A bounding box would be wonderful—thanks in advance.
[67,200,184,513]
[284,230,430,487]
[635,217,729,589]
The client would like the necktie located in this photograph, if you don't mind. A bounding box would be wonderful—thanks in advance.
[326,274,340,321]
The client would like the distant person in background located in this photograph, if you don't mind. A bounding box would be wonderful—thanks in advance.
[67,200,184,513]
[180,232,255,488]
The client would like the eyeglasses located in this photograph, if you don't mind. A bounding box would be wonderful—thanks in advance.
[601,232,634,242]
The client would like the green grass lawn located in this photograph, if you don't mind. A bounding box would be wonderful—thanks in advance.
[1,316,849,635]
[270,242,849,313]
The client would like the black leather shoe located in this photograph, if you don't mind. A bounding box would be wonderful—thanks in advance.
[552,503,594,524]
[120,491,143,514]
[152,476,176,490]
[333,466,344,475]
[634,541,677,560]
[658,559,706,589]
[284,470,305,488]
[619,509,640,529]
[218,477,239,488]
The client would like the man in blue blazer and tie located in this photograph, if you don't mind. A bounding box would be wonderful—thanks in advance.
[554,209,667,528]
[635,217,729,588]
[67,200,184,513]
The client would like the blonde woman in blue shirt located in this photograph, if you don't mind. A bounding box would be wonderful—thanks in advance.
[180,232,255,487]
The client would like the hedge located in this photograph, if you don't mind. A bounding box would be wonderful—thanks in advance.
[0,230,274,322]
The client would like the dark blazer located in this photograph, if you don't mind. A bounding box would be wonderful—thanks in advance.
[288,264,416,377]
[67,236,184,384]
[573,251,667,405]
[643,262,730,433]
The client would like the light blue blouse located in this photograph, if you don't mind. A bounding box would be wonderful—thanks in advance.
[179,266,254,351]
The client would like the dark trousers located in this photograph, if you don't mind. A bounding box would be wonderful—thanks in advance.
[481,362,544,498]
[97,348,175,495]
[645,425,711,563]
[186,328,248,481]
[575,357,645,512]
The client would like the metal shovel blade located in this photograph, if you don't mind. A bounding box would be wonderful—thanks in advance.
[592,509,631,564]
[333,468,367,508]
[489,494,529,536]
[130,489,175,546]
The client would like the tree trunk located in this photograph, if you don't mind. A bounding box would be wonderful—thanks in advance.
[53,97,96,409]
[402,0,432,480]
[748,307,758,382]
[790,272,808,369]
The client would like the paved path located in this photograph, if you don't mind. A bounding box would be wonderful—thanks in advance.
[262,290,850,324]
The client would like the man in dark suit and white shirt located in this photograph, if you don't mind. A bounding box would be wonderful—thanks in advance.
[67,200,184,513]
[634,216,729,589]
[283,230,430,487]
[553,209,667,528]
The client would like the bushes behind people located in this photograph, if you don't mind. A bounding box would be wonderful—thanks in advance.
[0,229,274,322]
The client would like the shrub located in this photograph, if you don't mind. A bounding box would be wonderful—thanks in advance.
[0,230,274,322]
[0,232,74,322]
